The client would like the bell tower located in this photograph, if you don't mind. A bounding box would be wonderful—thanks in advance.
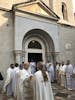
[52,0,75,24]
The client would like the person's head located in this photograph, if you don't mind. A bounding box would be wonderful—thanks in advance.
[59,62,61,66]
[66,60,70,65]
[43,64,47,71]
[24,62,30,70]
[49,63,52,67]
[56,62,59,65]
[19,64,23,70]
[37,62,48,81]
[15,63,19,67]
[47,60,50,63]
[62,61,64,66]
[22,62,24,64]
[10,64,14,69]
[22,62,24,67]
[37,62,43,71]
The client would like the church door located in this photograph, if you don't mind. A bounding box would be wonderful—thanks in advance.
[28,53,42,63]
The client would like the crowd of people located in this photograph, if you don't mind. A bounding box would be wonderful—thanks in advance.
[55,60,75,90]
[2,61,54,100]
[1,60,75,100]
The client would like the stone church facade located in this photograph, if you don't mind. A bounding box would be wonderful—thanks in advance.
[0,0,75,74]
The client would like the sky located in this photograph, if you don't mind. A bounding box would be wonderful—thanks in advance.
[73,0,75,12]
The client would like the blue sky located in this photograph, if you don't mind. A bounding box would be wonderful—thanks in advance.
[73,0,75,12]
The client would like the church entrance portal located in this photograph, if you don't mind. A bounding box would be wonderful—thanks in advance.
[28,53,42,63]
[22,29,55,64]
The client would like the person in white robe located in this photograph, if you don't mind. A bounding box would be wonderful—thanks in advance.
[11,63,19,98]
[55,62,60,83]
[47,63,54,82]
[71,65,75,90]
[59,63,62,85]
[3,64,14,97]
[14,63,19,73]
[62,64,66,88]
[65,60,73,90]
[23,63,33,100]
[15,64,24,100]
[16,63,32,100]
[59,62,66,87]
[33,62,54,100]
[46,61,50,70]
[29,61,36,74]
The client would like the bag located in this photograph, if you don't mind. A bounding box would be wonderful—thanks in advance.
[0,72,3,80]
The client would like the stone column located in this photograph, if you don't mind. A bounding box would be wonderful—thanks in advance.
[55,52,60,62]
[45,52,52,62]
[14,50,25,64]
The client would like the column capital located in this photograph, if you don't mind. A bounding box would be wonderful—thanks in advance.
[14,50,25,64]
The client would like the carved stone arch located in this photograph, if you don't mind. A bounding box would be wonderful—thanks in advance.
[22,29,55,63]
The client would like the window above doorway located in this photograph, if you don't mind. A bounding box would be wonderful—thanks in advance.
[28,40,42,49]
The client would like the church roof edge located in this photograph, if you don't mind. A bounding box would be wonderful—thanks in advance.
[13,0,60,19]
[0,7,11,12]
[12,0,60,21]
[58,22,75,28]
[14,8,59,22]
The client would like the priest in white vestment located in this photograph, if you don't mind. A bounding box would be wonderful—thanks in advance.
[11,63,19,98]
[59,62,66,87]
[29,61,36,74]
[16,63,32,100]
[55,62,60,83]
[47,63,54,82]
[23,63,33,100]
[72,66,75,90]
[61,64,66,88]
[16,64,25,100]
[33,62,54,100]
[3,64,14,97]
[65,60,73,90]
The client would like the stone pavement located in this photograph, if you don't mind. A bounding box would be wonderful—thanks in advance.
[0,83,75,100]
[52,83,75,100]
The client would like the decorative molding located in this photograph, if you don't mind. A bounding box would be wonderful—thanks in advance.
[14,50,25,54]
[65,43,72,50]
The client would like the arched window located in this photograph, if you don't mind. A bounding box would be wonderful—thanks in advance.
[28,40,42,49]
[62,2,68,20]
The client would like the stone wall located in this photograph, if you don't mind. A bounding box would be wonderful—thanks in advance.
[0,11,14,76]
[58,24,75,65]
[52,0,75,25]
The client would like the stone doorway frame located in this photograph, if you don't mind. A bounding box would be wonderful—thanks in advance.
[23,37,46,63]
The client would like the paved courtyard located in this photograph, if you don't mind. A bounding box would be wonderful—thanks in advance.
[0,83,75,100]
[52,83,75,100]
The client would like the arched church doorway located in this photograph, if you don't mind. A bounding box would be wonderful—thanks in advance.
[22,29,55,64]
[28,40,43,63]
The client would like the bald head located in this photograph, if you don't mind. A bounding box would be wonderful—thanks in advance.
[24,62,30,70]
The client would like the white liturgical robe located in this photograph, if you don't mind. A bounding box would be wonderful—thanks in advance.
[16,68,32,100]
[65,64,73,89]
[30,62,36,74]
[3,67,14,96]
[47,64,54,82]
[33,70,54,100]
